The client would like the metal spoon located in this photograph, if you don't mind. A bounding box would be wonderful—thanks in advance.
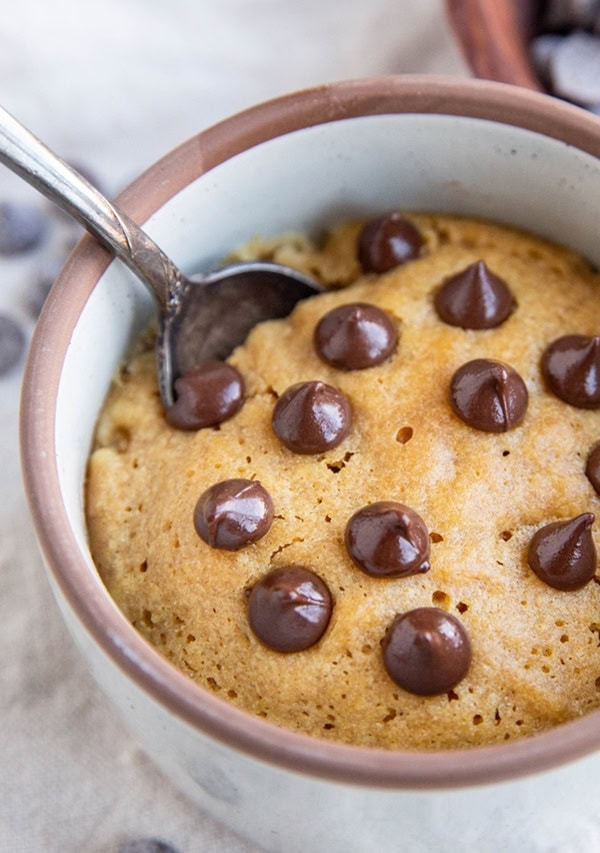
[0,105,321,407]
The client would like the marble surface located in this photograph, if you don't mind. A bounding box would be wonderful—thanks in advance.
[0,2,473,851]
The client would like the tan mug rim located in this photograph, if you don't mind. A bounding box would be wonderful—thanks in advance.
[20,75,600,790]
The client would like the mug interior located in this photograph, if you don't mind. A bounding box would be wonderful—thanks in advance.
[21,76,600,789]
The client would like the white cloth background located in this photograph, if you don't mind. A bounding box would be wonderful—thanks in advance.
[0,2,472,851]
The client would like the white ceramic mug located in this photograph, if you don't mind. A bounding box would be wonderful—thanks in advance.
[20,77,600,852]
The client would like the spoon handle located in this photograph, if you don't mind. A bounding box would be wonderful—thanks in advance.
[0,104,181,310]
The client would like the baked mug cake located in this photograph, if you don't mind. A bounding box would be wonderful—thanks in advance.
[86,210,600,751]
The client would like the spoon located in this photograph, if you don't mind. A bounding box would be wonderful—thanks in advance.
[0,105,321,407]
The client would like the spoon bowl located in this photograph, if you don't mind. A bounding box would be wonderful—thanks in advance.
[0,105,321,407]
[162,261,319,404]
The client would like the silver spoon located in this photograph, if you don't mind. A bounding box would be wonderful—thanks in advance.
[0,105,321,407]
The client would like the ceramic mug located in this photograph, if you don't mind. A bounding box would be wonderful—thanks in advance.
[20,77,600,852]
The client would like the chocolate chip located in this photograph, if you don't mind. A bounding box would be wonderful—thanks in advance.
[194,479,274,550]
[0,201,47,255]
[345,501,431,578]
[586,443,600,494]
[551,31,600,105]
[314,303,398,370]
[165,361,244,430]
[528,513,597,590]
[117,840,180,853]
[358,213,423,273]
[0,314,25,375]
[450,358,528,432]
[434,260,515,329]
[272,380,352,454]
[382,607,472,695]
[248,566,332,652]
[542,335,600,408]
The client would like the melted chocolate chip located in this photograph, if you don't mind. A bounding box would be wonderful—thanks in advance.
[248,566,332,652]
[382,607,472,695]
[165,361,244,430]
[586,443,600,495]
[358,213,424,273]
[528,513,597,590]
[450,358,528,432]
[272,380,352,454]
[345,501,431,578]
[314,303,398,370]
[434,260,515,329]
[194,479,274,550]
[542,335,600,408]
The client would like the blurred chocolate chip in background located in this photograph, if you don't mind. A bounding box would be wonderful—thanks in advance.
[22,256,65,319]
[0,159,110,328]
[116,838,180,853]
[0,200,48,256]
[0,313,26,374]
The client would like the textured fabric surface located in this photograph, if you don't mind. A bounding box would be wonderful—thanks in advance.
[0,3,469,851]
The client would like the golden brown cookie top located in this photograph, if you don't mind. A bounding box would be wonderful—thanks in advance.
[87,213,600,750]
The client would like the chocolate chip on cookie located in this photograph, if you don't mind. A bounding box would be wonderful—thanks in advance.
[382,607,472,695]
[166,361,245,430]
[248,566,332,652]
[528,513,597,590]
[450,358,528,432]
[542,335,600,408]
[345,501,431,578]
[358,212,423,273]
[434,260,515,329]
[272,380,352,453]
[194,478,274,550]
[314,302,398,370]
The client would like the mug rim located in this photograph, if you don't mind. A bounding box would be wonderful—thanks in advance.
[20,74,600,790]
